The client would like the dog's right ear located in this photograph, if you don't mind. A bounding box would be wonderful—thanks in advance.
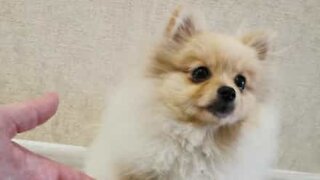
[164,6,206,43]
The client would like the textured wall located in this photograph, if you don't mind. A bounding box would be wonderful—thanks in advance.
[0,0,319,173]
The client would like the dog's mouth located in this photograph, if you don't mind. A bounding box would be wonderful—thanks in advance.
[207,100,235,118]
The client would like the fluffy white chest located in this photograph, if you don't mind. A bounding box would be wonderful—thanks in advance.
[149,144,217,180]
[123,110,277,180]
[128,122,232,180]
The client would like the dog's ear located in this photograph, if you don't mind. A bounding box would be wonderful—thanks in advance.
[241,31,270,60]
[164,6,206,43]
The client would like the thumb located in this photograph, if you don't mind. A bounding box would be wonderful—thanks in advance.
[0,93,59,138]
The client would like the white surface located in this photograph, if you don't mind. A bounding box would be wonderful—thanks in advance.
[14,139,320,180]
[271,170,320,180]
[14,139,86,169]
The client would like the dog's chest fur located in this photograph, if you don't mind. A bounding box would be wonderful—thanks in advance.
[126,119,243,180]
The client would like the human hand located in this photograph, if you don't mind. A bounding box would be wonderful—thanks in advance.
[0,93,93,180]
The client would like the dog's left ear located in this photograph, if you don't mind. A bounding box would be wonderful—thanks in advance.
[241,32,269,60]
[165,7,206,43]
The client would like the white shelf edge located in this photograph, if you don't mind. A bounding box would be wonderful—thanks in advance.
[14,139,320,179]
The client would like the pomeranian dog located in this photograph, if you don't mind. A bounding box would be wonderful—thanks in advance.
[85,7,278,180]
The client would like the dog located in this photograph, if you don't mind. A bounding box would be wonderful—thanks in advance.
[85,7,278,180]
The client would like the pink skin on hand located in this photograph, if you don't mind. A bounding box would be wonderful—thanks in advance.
[0,93,93,180]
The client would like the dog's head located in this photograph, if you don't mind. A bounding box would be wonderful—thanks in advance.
[149,7,270,126]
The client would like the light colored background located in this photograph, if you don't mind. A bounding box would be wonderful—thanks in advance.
[0,0,319,173]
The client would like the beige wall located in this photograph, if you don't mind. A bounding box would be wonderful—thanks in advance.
[0,0,319,173]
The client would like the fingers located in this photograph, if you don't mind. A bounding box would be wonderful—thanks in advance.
[12,142,94,180]
[0,93,59,138]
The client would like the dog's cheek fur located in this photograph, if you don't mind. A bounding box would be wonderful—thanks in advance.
[158,72,200,120]
[239,92,257,120]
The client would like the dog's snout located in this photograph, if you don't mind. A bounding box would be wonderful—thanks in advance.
[217,86,236,102]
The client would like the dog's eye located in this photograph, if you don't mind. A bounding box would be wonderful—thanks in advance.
[191,66,211,83]
[234,74,246,91]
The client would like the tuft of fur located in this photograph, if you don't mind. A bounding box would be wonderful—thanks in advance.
[85,7,278,180]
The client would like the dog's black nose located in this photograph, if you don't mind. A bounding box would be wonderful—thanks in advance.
[217,86,236,102]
